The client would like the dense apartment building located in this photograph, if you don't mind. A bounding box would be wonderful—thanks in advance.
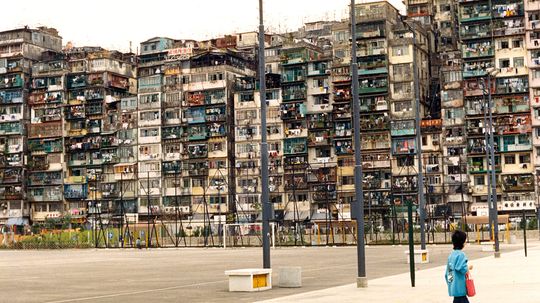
[0,27,62,226]
[3,0,540,233]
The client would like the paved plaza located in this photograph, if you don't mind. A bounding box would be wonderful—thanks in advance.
[0,241,536,302]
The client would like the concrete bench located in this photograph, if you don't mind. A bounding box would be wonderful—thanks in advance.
[481,241,495,252]
[278,267,302,288]
[405,249,430,264]
[224,268,272,292]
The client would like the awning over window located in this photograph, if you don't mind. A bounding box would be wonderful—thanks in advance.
[5,217,28,226]
[284,210,310,221]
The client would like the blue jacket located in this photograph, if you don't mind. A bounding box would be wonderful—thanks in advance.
[445,249,468,297]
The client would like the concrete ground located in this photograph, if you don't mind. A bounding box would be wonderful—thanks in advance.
[260,240,540,303]
[0,241,532,303]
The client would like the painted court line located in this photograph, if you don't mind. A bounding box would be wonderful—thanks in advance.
[44,279,228,303]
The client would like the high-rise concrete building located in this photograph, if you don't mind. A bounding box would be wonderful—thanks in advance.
[0,27,62,226]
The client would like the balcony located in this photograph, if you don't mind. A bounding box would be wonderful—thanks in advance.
[362,134,391,150]
[391,120,415,136]
[362,154,391,169]
[208,123,226,137]
[334,121,352,137]
[206,107,226,122]
[500,135,532,152]
[495,77,528,94]
[502,174,534,191]
[282,84,306,101]
[358,56,388,76]
[28,171,63,186]
[28,122,63,139]
[496,96,529,114]
[492,3,523,19]
[28,138,63,154]
[187,144,208,158]
[460,23,490,40]
[282,68,306,83]
[188,126,207,141]
[391,176,417,192]
[281,48,312,66]
[280,103,305,120]
[0,90,23,104]
[0,74,23,89]
[335,139,353,155]
[392,138,416,155]
[67,75,87,89]
[307,62,329,76]
[361,114,390,132]
[284,138,307,155]
[359,78,388,94]
[462,43,494,59]
[356,24,385,40]
[359,97,388,112]
[308,131,332,146]
[333,88,351,102]
[28,187,63,202]
[307,113,331,129]
[64,184,88,199]
[0,122,22,135]
[459,4,491,22]
[0,186,23,200]
[162,126,183,139]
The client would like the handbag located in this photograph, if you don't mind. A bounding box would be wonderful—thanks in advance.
[466,272,476,297]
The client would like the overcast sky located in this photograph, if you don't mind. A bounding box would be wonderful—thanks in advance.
[1,0,405,52]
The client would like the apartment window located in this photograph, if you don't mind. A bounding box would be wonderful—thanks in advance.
[512,39,522,48]
[499,59,510,68]
[475,176,485,186]
[392,45,409,56]
[341,176,354,185]
[514,57,524,67]
[269,142,281,151]
[397,155,414,167]
[505,155,515,164]
[519,154,530,164]
[141,128,159,137]
[313,95,329,105]
[518,134,530,144]
[499,41,509,49]
[393,64,411,79]
[393,82,412,95]
[394,100,412,112]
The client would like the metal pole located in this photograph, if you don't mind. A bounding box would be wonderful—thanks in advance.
[523,208,527,257]
[486,76,500,255]
[259,0,271,269]
[537,206,540,240]
[482,80,493,239]
[147,171,150,248]
[351,0,367,288]
[407,199,415,287]
[175,165,179,247]
[409,21,427,250]
[120,172,124,248]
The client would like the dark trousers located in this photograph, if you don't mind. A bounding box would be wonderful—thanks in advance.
[453,296,469,303]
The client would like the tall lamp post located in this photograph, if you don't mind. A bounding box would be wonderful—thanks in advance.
[258,0,271,269]
[351,0,367,288]
[481,68,500,257]
[401,18,427,251]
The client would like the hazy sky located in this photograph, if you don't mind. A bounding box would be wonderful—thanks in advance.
[1,0,405,52]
